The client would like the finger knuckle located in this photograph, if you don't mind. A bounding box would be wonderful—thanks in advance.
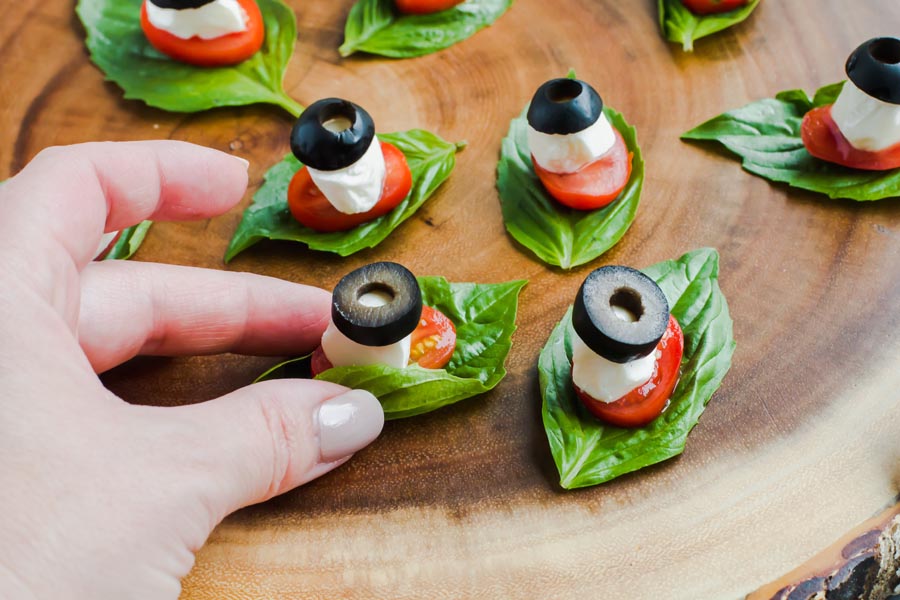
[254,393,303,499]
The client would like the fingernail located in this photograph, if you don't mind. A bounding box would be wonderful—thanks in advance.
[316,390,384,463]
[232,155,250,170]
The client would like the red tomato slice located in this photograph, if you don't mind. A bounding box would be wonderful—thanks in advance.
[679,0,749,15]
[310,345,333,378]
[574,315,684,428]
[287,141,412,233]
[394,0,465,14]
[310,305,456,376]
[532,127,633,210]
[801,104,900,172]
[408,305,457,369]
[140,0,265,67]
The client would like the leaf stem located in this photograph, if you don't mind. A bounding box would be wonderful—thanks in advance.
[273,93,304,118]
[681,28,695,52]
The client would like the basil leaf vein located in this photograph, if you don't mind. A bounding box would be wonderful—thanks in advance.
[225,130,460,261]
[497,106,644,270]
[77,0,302,115]
[540,248,735,489]
[682,82,900,201]
[340,0,512,58]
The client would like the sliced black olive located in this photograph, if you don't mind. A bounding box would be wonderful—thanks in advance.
[332,262,422,347]
[572,266,669,364]
[526,78,604,135]
[290,98,376,171]
[846,37,900,105]
[148,0,216,9]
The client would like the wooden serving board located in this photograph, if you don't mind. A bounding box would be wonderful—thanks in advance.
[2,0,900,597]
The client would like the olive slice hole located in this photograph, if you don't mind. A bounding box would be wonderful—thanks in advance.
[547,79,583,103]
[870,38,900,65]
[318,103,356,133]
[609,288,644,323]
[357,283,395,308]
[322,116,353,133]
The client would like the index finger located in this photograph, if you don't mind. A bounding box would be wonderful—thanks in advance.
[0,140,249,268]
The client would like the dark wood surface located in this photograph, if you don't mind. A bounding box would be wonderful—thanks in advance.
[2,0,900,597]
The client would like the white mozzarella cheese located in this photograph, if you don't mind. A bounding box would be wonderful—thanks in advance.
[307,137,387,215]
[831,80,900,152]
[146,0,248,41]
[571,331,657,403]
[321,291,411,369]
[527,113,616,174]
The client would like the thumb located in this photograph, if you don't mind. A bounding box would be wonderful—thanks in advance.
[173,379,383,522]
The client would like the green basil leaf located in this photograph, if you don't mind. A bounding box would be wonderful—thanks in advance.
[683,82,900,201]
[77,0,303,115]
[496,106,644,270]
[260,277,526,419]
[225,130,461,261]
[540,248,735,489]
[658,0,760,52]
[103,221,152,260]
[340,0,512,58]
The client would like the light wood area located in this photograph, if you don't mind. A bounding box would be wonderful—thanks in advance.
[1,0,899,598]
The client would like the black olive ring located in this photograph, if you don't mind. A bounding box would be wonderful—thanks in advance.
[331,262,423,347]
[846,37,900,105]
[290,98,377,172]
[572,266,670,364]
[527,78,605,136]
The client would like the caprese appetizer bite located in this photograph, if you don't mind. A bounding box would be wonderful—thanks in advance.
[79,0,300,114]
[527,77,633,210]
[679,0,748,15]
[540,248,734,489]
[683,37,900,201]
[140,0,264,66]
[257,268,524,419]
[570,266,683,427]
[339,0,512,59]
[310,262,457,375]
[394,0,464,14]
[288,98,412,233]
[497,74,644,269]
[801,37,900,172]
[658,0,760,52]
[225,101,459,260]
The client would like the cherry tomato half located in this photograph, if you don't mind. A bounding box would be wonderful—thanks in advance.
[574,315,684,428]
[287,141,412,233]
[310,305,457,376]
[394,0,465,15]
[532,127,633,211]
[140,0,264,67]
[309,345,333,378]
[679,0,749,15]
[801,105,900,172]
[408,305,457,369]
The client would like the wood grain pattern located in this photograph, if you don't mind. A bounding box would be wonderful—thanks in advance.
[2,0,900,598]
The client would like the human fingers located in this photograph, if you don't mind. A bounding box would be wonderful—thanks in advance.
[0,140,248,284]
[169,380,383,522]
[78,260,331,373]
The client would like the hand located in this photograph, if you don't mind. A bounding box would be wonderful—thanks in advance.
[0,141,384,599]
